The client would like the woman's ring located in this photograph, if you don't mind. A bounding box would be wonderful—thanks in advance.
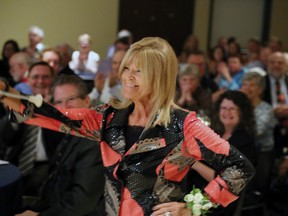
[164,212,171,216]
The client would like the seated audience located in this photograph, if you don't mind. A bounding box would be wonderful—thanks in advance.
[0,62,55,197]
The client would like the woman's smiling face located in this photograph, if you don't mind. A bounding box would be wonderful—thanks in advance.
[121,61,148,102]
[219,98,240,129]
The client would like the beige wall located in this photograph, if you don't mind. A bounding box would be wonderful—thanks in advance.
[0,0,118,57]
[0,0,287,58]
[193,0,211,52]
[210,0,264,49]
[270,0,288,51]
[193,0,288,52]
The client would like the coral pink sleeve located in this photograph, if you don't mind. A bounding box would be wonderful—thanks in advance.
[204,176,238,207]
[183,112,239,206]
[183,112,230,158]
[25,106,103,140]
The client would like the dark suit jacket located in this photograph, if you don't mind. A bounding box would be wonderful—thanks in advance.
[263,75,288,157]
[33,135,104,216]
[263,75,288,104]
[0,115,62,164]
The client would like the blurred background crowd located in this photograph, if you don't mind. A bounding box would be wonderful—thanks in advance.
[0,0,288,216]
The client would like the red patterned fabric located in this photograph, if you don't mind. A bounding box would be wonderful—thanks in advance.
[14,102,254,215]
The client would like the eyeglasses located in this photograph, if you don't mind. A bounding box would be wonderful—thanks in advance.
[53,95,82,106]
[220,106,239,112]
[30,75,52,80]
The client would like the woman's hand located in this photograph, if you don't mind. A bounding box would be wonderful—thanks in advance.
[79,52,88,62]
[152,202,191,216]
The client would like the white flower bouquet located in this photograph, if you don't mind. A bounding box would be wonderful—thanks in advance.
[184,186,219,216]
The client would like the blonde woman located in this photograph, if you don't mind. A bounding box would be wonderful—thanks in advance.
[0,37,254,216]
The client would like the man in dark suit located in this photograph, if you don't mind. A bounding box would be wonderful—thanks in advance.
[262,50,288,216]
[0,61,57,196]
[0,117,63,195]
[17,75,104,216]
[263,52,288,161]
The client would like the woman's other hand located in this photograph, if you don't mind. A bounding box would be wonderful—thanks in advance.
[152,202,191,216]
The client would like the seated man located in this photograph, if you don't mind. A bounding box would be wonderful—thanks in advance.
[17,75,104,216]
[0,62,56,196]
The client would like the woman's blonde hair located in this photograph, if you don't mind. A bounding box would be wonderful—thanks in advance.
[110,37,178,128]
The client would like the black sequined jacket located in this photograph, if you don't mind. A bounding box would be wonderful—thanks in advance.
[14,102,255,216]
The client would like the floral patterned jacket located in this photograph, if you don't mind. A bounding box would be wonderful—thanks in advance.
[14,102,255,216]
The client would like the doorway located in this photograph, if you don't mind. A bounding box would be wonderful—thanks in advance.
[119,0,195,55]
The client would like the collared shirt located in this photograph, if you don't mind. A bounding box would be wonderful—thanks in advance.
[35,128,48,161]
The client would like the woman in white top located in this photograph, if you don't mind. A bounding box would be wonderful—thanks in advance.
[69,34,100,75]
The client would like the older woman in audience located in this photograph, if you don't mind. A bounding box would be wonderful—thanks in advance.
[241,71,276,154]
[241,71,277,209]
[175,64,212,118]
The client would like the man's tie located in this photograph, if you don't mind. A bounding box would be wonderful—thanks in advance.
[275,79,288,129]
[18,125,39,176]
[275,79,286,104]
